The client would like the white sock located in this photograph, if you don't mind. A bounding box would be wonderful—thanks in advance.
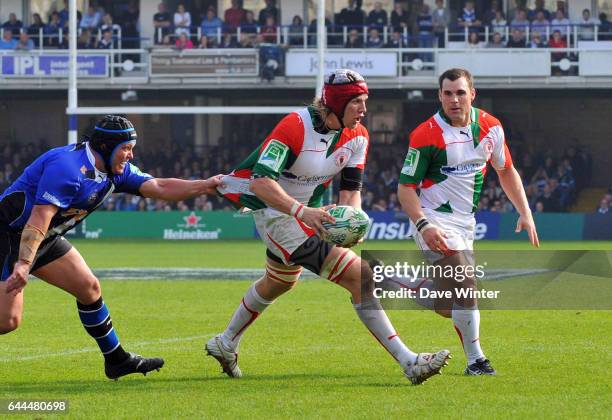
[220,283,273,350]
[385,275,436,310]
[354,298,418,366]
[452,302,485,364]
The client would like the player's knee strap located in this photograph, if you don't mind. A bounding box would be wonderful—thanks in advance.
[320,248,359,283]
[265,262,302,285]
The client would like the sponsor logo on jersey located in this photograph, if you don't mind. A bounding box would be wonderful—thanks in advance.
[401,147,420,176]
[281,171,334,185]
[440,163,486,175]
[42,191,61,207]
[88,192,98,203]
[258,140,289,172]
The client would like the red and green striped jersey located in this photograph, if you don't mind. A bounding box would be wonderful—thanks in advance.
[218,106,369,210]
[399,107,512,215]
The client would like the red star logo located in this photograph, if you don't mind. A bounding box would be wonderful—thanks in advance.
[183,212,201,227]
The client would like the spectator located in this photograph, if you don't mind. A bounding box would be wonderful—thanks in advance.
[575,8,600,40]
[366,2,388,29]
[337,0,365,29]
[458,1,482,32]
[174,4,191,36]
[596,198,609,214]
[486,31,505,47]
[97,29,114,49]
[175,32,193,49]
[540,181,561,212]
[219,31,239,48]
[385,29,405,48]
[14,32,34,50]
[467,31,483,47]
[77,28,95,49]
[258,0,279,27]
[80,6,101,30]
[45,11,62,47]
[58,0,82,29]
[2,13,23,36]
[100,13,120,35]
[153,3,172,43]
[158,34,173,47]
[27,13,45,47]
[549,29,568,70]
[490,10,507,34]
[120,1,140,50]
[483,0,501,26]
[345,28,363,48]
[600,13,612,40]
[506,28,526,47]
[365,27,383,47]
[390,3,409,31]
[416,3,434,52]
[510,9,530,32]
[531,10,550,36]
[507,0,528,23]
[529,31,547,47]
[224,0,246,29]
[260,16,277,43]
[197,34,210,48]
[529,0,551,21]
[534,201,545,213]
[288,15,304,46]
[556,0,568,17]
[200,6,223,39]
[432,0,450,47]
[241,10,258,34]
[550,9,570,38]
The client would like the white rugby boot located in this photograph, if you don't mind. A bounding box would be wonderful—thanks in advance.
[205,334,242,378]
[403,349,451,385]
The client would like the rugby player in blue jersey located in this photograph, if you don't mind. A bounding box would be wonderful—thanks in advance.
[0,115,220,380]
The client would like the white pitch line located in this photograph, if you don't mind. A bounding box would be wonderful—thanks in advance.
[0,334,214,363]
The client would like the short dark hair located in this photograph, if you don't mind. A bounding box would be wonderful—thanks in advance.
[438,68,474,89]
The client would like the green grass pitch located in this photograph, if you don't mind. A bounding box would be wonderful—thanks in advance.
[1,240,610,419]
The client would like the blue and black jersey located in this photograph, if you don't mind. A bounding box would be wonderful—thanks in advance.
[0,142,152,238]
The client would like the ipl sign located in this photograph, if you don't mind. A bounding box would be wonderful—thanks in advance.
[1,54,108,77]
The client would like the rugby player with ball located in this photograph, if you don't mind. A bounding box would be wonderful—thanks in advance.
[210,69,450,385]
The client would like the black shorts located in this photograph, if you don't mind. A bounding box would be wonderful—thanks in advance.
[0,227,73,281]
[265,235,333,275]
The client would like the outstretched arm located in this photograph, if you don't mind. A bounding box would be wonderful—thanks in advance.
[139,175,222,201]
[497,166,540,247]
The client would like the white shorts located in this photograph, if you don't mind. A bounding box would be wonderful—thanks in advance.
[413,209,475,263]
[253,208,315,265]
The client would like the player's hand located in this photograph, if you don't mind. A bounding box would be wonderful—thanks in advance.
[515,213,540,247]
[5,260,31,295]
[201,174,224,195]
[422,226,451,255]
[301,204,336,238]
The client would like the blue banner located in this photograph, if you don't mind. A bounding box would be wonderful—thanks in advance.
[1,54,108,77]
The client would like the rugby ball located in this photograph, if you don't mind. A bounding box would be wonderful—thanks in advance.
[322,206,370,247]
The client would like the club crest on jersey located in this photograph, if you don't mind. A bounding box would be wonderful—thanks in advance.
[482,139,494,155]
[258,140,289,172]
[334,150,349,167]
[88,192,98,203]
[401,147,420,177]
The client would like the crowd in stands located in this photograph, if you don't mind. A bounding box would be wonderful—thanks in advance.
[0,129,596,215]
[2,0,612,52]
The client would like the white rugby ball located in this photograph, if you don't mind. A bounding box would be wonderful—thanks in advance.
[322,206,370,247]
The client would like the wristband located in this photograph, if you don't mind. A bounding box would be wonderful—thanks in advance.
[290,201,305,220]
[415,217,436,234]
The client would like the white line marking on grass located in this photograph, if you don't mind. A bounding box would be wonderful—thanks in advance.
[0,334,215,363]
